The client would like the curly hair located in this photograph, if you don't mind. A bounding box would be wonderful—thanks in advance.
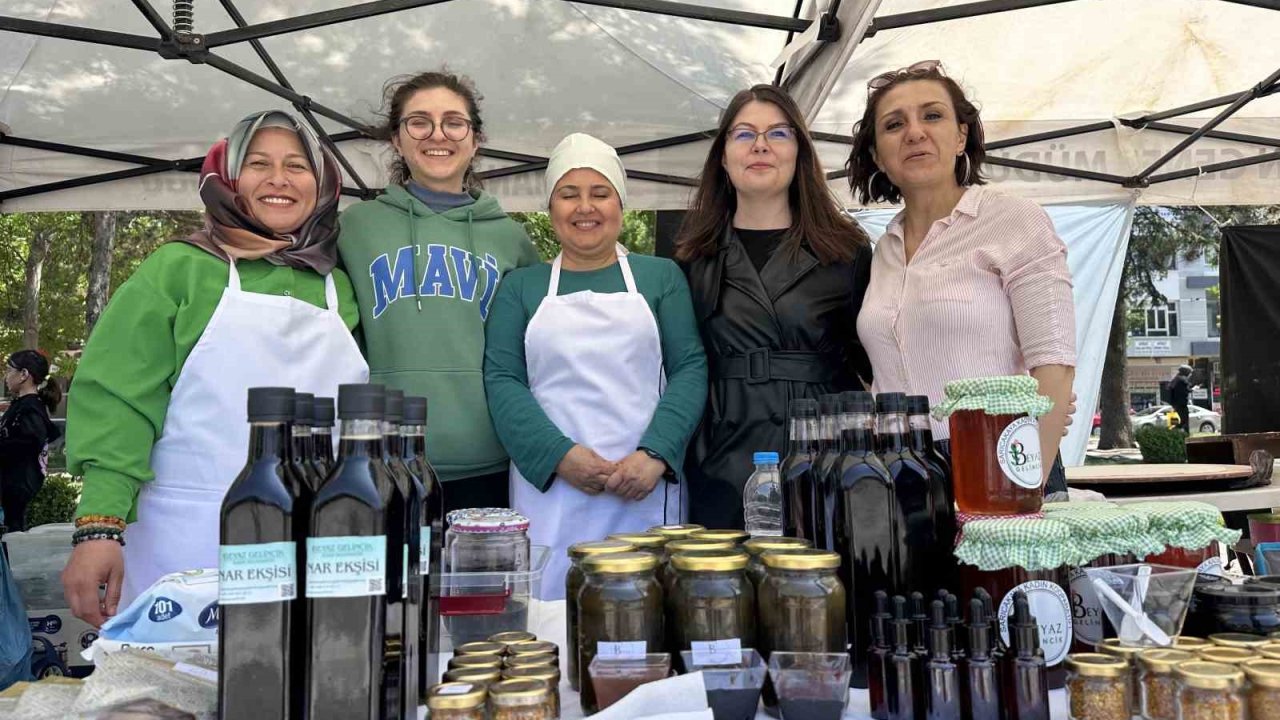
[375,69,486,190]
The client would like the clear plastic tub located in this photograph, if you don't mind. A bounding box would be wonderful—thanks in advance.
[439,545,550,649]
[588,653,672,711]
[682,648,766,720]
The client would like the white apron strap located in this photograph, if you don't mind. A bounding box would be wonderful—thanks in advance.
[616,245,638,294]
[226,258,241,291]
[548,254,564,298]
[323,272,339,312]
[549,244,635,297]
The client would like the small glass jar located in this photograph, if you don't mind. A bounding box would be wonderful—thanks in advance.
[502,665,562,719]
[508,640,559,658]
[1174,661,1244,720]
[1066,653,1130,720]
[608,532,668,560]
[1189,582,1280,636]
[1176,637,1212,653]
[448,653,504,672]
[1243,658,1280,720]
[445,508,531,572]
[427,682,487,720]
[1139,648,1197,720]
[444,667,503,688]
[457,641,507,657]
[1098,639,1146,712]
[504,653,558,670]
[742,537,811,588]
[1209,632,1270,650]
[668,550,755,656]
[488,678,554,720]
[578,552,664,715]
[1198,647,1257,667]
[565,540,635,693]
[690,528,750,545]
[648,523,705,540]
[949,409,1043,516]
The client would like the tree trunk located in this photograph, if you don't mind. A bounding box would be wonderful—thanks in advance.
[22,228,51,350]
[85,211,117,335]
[1098,284,1135,450]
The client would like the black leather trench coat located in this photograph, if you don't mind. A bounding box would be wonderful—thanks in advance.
[681,228,873,529]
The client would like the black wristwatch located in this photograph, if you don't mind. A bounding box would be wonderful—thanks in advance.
[638,446,677,481]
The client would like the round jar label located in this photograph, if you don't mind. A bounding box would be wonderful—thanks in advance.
[1068,567,1105,646]
[999,579,1073,667]
[997,416,1044,490]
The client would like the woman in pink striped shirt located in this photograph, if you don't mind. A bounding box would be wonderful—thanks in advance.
[846,61,1076,491]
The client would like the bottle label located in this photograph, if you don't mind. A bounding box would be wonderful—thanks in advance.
[420,526,431,576]
[1068,567,1105,646]
[998,580,1073,667]
[997,417,1044,490]
[218,541,297,605]
[691,638,742,666]
[305,536,387,598]
[1196,556,1224,577]
[597,641,647,660]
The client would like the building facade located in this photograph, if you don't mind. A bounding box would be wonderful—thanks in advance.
[1126,254,1220,410]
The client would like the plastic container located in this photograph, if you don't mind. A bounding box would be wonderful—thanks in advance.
[587,653,672,711]
[766,652,852,720]
[440,543,549,649]
[502,665,561,719]
[1188,582,1280,636]
[1248,513,1280,544]
[1084,564,1199,647]
[578,552,664,714]
[426,682,488,719]
[681,649,767,720]
[1139,648,1197,720]
[487,678,554,720]
[1243,658,1280,720]
[1174,661,1244,720]
[1066,653,1131,720]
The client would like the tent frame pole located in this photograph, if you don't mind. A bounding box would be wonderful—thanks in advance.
[866,0,1080,35]
[202,0,456,49]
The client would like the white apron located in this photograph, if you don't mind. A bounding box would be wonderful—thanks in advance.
[122,260,369,605]
[512,246,681,600]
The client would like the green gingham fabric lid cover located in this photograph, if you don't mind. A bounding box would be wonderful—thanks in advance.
[1043,501,1118,514]
[954,517,1076,571]
[931,376,1055,420]
[1123,501,1242,552]
[1048,506,1166,563]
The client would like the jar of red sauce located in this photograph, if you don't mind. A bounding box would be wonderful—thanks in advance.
[1146,543,1224,577]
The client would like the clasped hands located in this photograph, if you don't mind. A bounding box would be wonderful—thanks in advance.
[555,444,665,501]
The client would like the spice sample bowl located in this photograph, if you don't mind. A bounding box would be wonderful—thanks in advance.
[766,652,851,720]
[681,649,766,720]
[1083,564,1198,646]
[588,653,673,710]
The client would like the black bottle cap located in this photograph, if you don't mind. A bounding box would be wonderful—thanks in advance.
[929,599,952,659]
[789,398,819,418]
[842,391,875,414]
[403,396,428,426]
[338,383,386,420]
[247,387,295,423]
[385,389,405,424]
[906,395,932,416]
[1011,591,1039,658]
[968,598,991,660]
[819,393,841,418]
[910,591,928,650]
[313,397,335,428]
[891,595,912,653]
[875,392,908,414]
[872,591,892,649]
[292,392,314,426]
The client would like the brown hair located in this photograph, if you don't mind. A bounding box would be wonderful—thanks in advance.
[846,67,986,205]
[376,69,486,190]
[675,85,866,264]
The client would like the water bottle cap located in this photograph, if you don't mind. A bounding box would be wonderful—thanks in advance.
[753,452,780,464]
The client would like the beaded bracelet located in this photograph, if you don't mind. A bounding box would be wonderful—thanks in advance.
[72,526,125,546]
[75,514,126,531]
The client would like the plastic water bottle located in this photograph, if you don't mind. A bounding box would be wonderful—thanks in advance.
[744,451,784,537]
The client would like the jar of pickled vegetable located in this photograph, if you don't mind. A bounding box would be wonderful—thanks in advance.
[578,552,664,715]
[1243,658,1280,720]
[1174,661,1244,720]
[565,540,635,692]
[669,550,756,658]
[502,665,562,719]
[427,682,487,720]
[742,537,811,588]
[488,678,554,720]
[1066,653,1130,720]
[1139,648,1197,720]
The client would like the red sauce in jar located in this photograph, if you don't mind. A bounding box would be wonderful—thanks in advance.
[950,410,1044,516]
[1146,543,1224,576]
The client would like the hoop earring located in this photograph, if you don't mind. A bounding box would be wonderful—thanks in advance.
[868,170,881,196]
[958,152,971,186]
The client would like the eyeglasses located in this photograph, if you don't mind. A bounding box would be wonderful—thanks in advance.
[727,125,797,145]
[867,60,944,92]
[400,115,474,142]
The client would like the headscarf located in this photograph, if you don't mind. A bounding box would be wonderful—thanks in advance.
[544,133,628,208]
[182,110,342,274]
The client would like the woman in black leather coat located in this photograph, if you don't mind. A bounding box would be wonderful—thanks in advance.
[676,85,873,529]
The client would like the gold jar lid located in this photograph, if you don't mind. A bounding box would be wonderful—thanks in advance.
[691,529,750,544]
[671,549,750,572]
[449,653,504,670]
[1198,647,1257,665]
[1097,638,1145,659]
[1243,658,1280,688]
[457,641,507,656]
[487,678,550,707]
[1174,661,1244,690]
[583,551,659,574]
[649,523,706,539]
[504,652,558,669]
[1138,648,1197,673]
[1174,636,1211,651]
[1260,644,1280,660]
[569,540,635,559]
[1066,653,1128,678]
[427,682,487,710]
[665,538,737,555]
[502,665,561,684]
[743,537,811,556]
[761,549,841,571]
[608,532,668,549]
[1209,632,1270,649]
[507,640,559,657]
[1272,630,1280,641]
[489,631,538,646]
[444,667,502,684]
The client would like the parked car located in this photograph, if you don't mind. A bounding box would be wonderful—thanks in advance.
[1131,404,1221,434]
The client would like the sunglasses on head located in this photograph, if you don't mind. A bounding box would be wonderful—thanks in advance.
[867,60,944,92]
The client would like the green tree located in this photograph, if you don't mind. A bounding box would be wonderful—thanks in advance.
[510,210,657,261]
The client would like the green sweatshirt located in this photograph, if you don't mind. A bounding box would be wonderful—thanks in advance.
[337,184,540,482]
[483,255,708,491]
[67,242,360,521]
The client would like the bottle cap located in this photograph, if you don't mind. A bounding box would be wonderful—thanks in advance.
[337,383,386,420]
[568,540,636,559]
[426,682,486,710]
[247,387,295,422]
[690,529,749,544]
[753,451,780,465]
[929,599,952,659]
[606,532,667,549]
[876,392,908,414]
[1065,653,1128,678]
[891,595,911,651]
[906,395,931,415]
[789,398,819,418]
[403,396,428,425]
[648,523,705,539]
[760,549,840,571]
[313,396,335,427]
[842,391,875,414]
[819,393,840,418]
[1174,661,1244,690]
[582,551,659,574]
[968,598,991,659]
[292,392,314,425]
[742,537,810,556]
[384,389,405,424]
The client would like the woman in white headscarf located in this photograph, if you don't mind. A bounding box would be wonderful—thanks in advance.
[483,134,708,598]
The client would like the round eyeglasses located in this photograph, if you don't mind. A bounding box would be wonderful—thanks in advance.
[400,115,473,142]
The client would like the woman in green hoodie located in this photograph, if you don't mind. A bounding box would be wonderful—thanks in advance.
[338,70,540,513]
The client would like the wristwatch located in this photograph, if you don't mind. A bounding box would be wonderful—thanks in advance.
[638,446,677,480]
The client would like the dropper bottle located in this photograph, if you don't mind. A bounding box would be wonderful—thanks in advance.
[910,591,929,654]
[966,598,1000,720]
[888,595,924,720]
[925,599,961,720]
[1008,592,1049,720]
[945,593,966,661]
[869,591,892,720]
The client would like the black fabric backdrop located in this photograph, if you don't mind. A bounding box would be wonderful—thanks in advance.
[1220,225,1280,434]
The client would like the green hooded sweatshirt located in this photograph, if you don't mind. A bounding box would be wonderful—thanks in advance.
[338,184,540,482]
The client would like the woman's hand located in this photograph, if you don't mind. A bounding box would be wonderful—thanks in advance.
[62,539,125,628]
[556,445,617,496]
[605,451,666,502]
[1063,391,1077,437]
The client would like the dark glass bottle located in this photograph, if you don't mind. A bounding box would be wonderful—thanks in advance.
[781,399,821,543]
[312,396,336,478]
[876,393,936,600]
[911,592,929,655]
[1007,593,1050,720]
[382,390,420,720]
[813,393,842,553]
[966,598,1001,720]
[868,592,892,720]
[305,384,393,720]
[832,391,900,689]
[219,387,302,720]
[404,396,444,697]
[926,600,961,720]
[887,596,925,720]
[291,392,321,493]
[907,395,957,595]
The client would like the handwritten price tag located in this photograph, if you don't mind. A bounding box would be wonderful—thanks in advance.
[596,641,647,660]
[691,638,742,666]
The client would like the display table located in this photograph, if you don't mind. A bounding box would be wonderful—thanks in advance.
[424,600,1070,718]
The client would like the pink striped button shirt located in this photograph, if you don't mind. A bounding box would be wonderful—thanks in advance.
[856,186,1077,439]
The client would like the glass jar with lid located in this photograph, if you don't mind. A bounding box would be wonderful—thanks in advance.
[1174,661,1244,720]
[1176,637,1212,653]
[690,529,750,545]
[1197,647,1256,667]
[758,550,845,712]
[1262,644,1280,660]
[1097,638,1146,712]
[1126,501,1240,579]
[507,640,558,658]
[427,682,488,720]
[456,641,507,657]
[502,665,562,719]
[487,678,555,720]
[608,532,668,560]
[578,552,664,715]
[448,653,504,672]
[1139,648,1197,720]
[1243,658,1280,720]
[661,538,737,594]
[1209,633,1270,650]
[648,523,705,540]
[565,540,635,692]
[504,653,557,670]
[1066,653,1130,720]
[668,550,756,659]
[742,537,811,588]
[445,508,531,572]
[444,667,503,688]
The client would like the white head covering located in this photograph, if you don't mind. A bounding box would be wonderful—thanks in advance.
[545,133,627,208]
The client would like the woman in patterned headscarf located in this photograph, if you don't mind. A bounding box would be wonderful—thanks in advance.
[61,110,369,626]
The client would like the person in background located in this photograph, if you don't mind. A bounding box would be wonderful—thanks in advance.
[847,61,1076,489]
[1169,364,1193,433]
[338,69,540,516]
[61,111,368,626]
[485,134,706,597]
[676,85,874,530]
[1,350,63,533]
